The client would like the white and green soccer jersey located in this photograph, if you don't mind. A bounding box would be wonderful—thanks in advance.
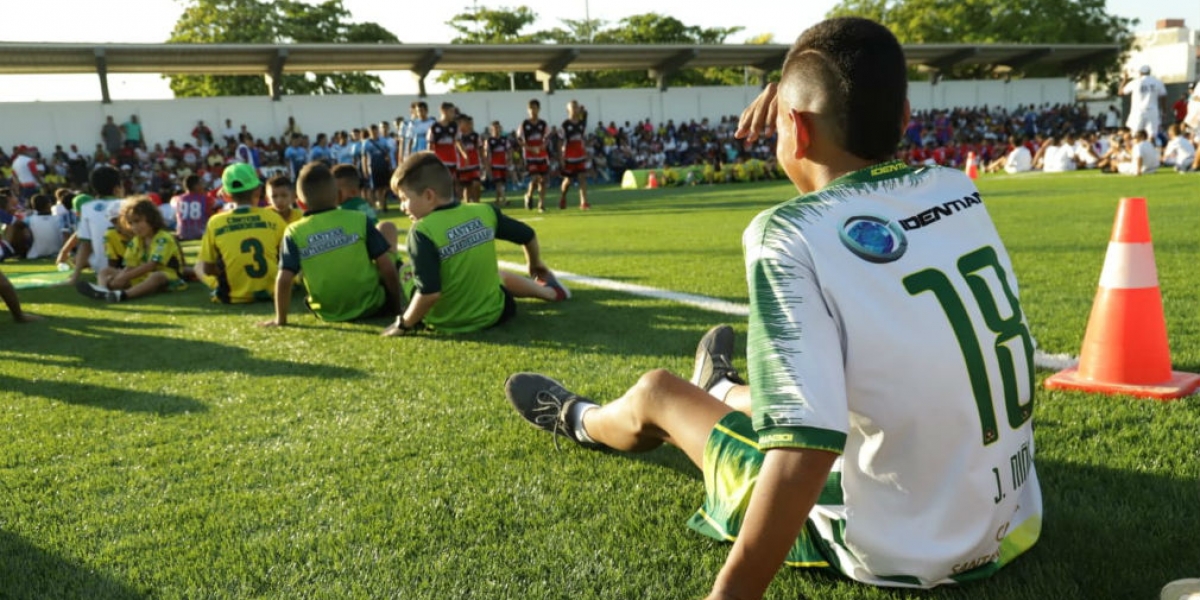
[743,160,1042,587]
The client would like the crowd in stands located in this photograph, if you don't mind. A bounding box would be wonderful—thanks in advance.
[898,102,1200,176]
[4,89,1199,272]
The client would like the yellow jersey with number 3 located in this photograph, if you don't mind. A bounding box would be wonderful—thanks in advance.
[199,206,287,303]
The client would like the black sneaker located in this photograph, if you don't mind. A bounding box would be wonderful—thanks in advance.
[505,373,602,450]
[75,279,108,301]
[691,325,746,393]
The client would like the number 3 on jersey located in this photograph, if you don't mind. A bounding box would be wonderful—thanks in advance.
[903,246,1034,446]
[241,238,268,278]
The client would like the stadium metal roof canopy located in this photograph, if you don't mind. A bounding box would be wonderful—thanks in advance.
[0,41,1119,102]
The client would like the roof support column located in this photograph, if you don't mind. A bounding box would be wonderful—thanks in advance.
[94,49,111,104]
[264,49,288,101]
[648,49,698,92]
[536,49,578,95]
[411,49,443,99]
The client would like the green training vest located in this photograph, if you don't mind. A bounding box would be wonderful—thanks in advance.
[288,210,384,322]
[414,204,505,332]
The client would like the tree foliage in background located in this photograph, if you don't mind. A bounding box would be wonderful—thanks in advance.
[439,7,752,92]
[435,6,549,92]
[826,0,1136,82]
[167,0,399,97]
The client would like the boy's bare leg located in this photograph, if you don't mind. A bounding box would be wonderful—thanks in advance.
[724,386,752,416]
[505,369,732,469]
[124,272,168,299]
[499,271,557,301]
[0,270,39,322]
[97,267,119,288]
[583,370,733,468]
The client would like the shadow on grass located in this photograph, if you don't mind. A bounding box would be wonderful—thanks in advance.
[2,314,364,380]
[0,530,145,600]
[0,374,207,415]
[412,287,746,360]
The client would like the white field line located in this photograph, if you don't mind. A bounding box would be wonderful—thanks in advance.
[498,260,1078,371]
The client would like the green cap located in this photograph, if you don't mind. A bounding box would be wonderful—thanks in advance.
[222,163,261,194]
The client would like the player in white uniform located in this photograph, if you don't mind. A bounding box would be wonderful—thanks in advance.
[1184,82,1200,133]
[504,17,1040,599]
[1121,65,1168,140]
[71,165,125,284]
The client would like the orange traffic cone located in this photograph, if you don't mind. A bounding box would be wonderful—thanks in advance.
[1044,197,1200,400]
[964,152,979,180]
[647,171,659,189]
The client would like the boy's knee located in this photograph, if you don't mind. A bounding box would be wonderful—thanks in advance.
[633,368,683,403]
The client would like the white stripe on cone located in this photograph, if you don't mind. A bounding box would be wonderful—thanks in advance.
[1097,242,1159,290]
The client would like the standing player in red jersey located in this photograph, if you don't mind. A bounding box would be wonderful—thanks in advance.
[483,121,511,207]
[456,114,483,204]
[518,99,550,212]
[428,102,460,199]
[558,100,591,210]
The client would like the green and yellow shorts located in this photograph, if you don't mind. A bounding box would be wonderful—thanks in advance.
[686,411,841,571]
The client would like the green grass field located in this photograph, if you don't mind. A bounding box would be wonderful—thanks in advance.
[1,170,1198,599]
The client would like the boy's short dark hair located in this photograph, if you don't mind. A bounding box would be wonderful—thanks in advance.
[55,188,73,204]
[417,101,428,111]
[32,194,52,215]
[266,174,293,190]
[782,17,907,161]
[91,165,122,196]
[528,99,540,109]
[391,152,453,201]
[297,162,337,208]
[331,163,361,188]
[184,174,201,192]
[440,102,454,111]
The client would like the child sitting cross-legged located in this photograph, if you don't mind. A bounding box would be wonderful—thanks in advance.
[76,197,187,302]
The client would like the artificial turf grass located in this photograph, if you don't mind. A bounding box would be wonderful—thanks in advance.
[0,171,1198,599]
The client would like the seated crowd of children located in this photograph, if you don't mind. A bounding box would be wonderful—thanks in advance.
[0,152,571,335]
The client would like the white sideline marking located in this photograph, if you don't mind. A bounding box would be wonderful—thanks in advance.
[499,260,1078,371]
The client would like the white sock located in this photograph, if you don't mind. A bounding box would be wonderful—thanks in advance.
[707,378,737,403]
[568,401,599,443]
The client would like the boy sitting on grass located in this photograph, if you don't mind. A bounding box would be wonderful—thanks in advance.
[196,164,288,304]
[504,17,1040,599]
[382,152,568,337]
[76,197,187,302]
[260,162,403,328]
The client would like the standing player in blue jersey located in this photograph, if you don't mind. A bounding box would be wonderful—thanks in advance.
[405,101,436,159]
[505,17,1040,599]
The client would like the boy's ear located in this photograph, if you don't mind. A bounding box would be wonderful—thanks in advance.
[789,109,813,160]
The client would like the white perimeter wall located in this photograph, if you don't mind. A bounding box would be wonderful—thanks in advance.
[0,79,1075,152]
